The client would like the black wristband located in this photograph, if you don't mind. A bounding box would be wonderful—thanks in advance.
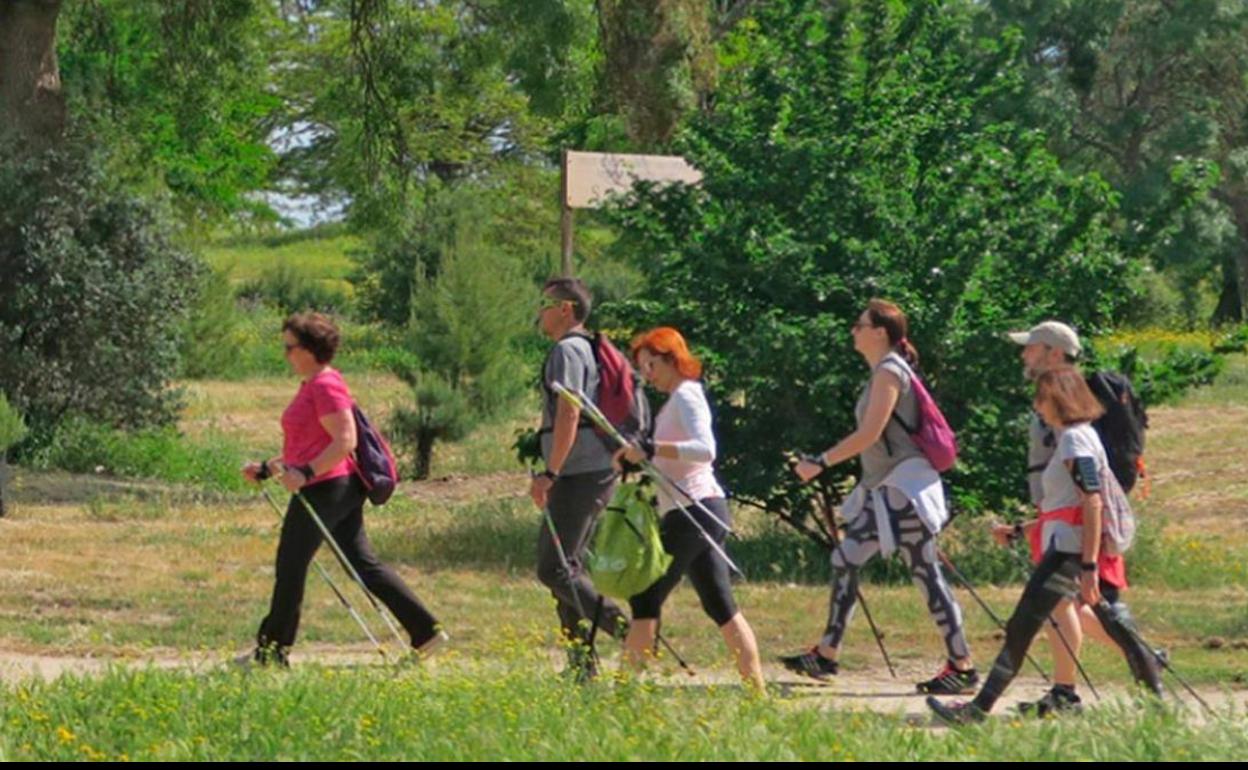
[255,461,272,481]
[1012,523,1024,540]
[540,469,558,482]
[639,438,656,460]
[1081,562,1098,572]
[295,464,315,480]
[804,452,829,469]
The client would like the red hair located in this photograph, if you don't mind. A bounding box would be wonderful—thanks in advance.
[630,327,703,379]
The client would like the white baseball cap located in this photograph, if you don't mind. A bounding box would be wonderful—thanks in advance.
[1007,321,1081,358]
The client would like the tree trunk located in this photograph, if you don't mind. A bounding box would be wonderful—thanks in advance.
[415,430,435,481]
[0,457,9,518]
[0,0,66,148]
[1214,185,1248,324]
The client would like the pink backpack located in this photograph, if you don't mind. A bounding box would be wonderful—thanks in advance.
[889,358,958,473]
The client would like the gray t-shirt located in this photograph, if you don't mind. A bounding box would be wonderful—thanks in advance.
[541,334,614,475]
[855,352,924,489]
[1027,413,1057,507]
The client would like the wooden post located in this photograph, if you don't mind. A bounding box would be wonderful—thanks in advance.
[560,149,575,277]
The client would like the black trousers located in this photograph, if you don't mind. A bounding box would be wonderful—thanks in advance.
[257,475,438,649]
[535,469,629,641]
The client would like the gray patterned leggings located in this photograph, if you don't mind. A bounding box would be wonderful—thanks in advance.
[820,487,970,661]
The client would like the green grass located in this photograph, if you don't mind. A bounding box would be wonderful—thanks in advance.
[1,660,1245,761]
[203,226,360,295]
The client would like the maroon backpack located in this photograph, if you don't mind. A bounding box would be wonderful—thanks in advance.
[351,404,399,505]
[887,359,959,473]
[547,332,652,443]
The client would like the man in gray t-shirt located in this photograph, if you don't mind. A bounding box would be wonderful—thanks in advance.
[1009,321,1083,507]
[540,335,614,475]
[529,278,626,678]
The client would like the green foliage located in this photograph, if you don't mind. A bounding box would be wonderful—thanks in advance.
[28,417,247,493]
[385,197,535,478]
[279,1,579,230]
[0,393,27,454]
[608,0,1129,517]
[980,0,1248,323]
[0,142,201,433]
[178,291,404,381]
[57,0,281,222]
[236,262,351,316]
[179,269,249,380]
[1090,335,1228,406]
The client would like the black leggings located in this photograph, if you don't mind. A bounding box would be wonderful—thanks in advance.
[629,497,739,627]
[257,475,439,649]
[973,549,1159,711]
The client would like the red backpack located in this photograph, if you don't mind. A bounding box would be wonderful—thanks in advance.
[549,332,652,443]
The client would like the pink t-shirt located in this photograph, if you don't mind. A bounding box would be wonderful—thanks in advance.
[282,368,355,484]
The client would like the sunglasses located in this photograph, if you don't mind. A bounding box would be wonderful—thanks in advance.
[537,297,568,311]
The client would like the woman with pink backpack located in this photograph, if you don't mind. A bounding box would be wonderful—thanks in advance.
[780,299,978,695]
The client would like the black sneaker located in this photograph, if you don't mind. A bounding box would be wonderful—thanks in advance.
[778,648,839,682]
[234,645,289,670]
[1017,686,1084,718]
[916,660,979,695]
[926,696,986,726]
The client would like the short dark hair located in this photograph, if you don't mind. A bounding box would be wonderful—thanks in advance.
[283,312,340,364]
[542,277,592,322]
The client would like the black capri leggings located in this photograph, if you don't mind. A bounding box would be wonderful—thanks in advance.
[629,497,738,627]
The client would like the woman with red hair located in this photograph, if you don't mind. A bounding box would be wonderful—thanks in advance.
[615,327,764,689]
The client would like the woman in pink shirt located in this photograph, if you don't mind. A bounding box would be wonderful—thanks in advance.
[240,312,443,666]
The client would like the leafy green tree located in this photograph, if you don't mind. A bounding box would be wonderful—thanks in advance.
[979,0,1248,323]
[0,142,201,435]
[54,0,282,222]
[0,393,28,518]
[386,195,534,478]
[609,0,1129,516]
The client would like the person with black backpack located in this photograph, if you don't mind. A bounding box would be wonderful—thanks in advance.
[531,278,640,680]
[987,321,1161,716]
[239,312,445,667]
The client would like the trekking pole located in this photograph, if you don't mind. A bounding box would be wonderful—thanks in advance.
[1092,599,1213,716]
[935,549,1050,683]
[293,490,409,650]
[551,384,744,579]
[537,497,600,670]
[259,487,390,661]
[1003,546,1102,701]
[809,480,897,680]
[655,631,696,677]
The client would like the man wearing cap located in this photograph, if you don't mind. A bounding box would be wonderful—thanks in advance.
[1009,321,1083,504]
[992,322,1163,716]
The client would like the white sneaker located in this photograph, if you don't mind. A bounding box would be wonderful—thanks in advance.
[414,630,449,660]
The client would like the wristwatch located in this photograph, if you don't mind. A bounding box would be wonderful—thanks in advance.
[539,469,559,482]
[1080,562,1098,572]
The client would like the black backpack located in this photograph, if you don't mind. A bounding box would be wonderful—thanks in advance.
[1086,371,1148,493]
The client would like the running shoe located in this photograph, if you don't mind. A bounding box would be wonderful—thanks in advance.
[916,660,979,695]
[1017,686,1083,718]
[926,696,986,726]
[777,648,839,682]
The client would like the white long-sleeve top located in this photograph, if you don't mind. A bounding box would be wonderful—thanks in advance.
[652,380,725,513]
[839,456,948,557]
